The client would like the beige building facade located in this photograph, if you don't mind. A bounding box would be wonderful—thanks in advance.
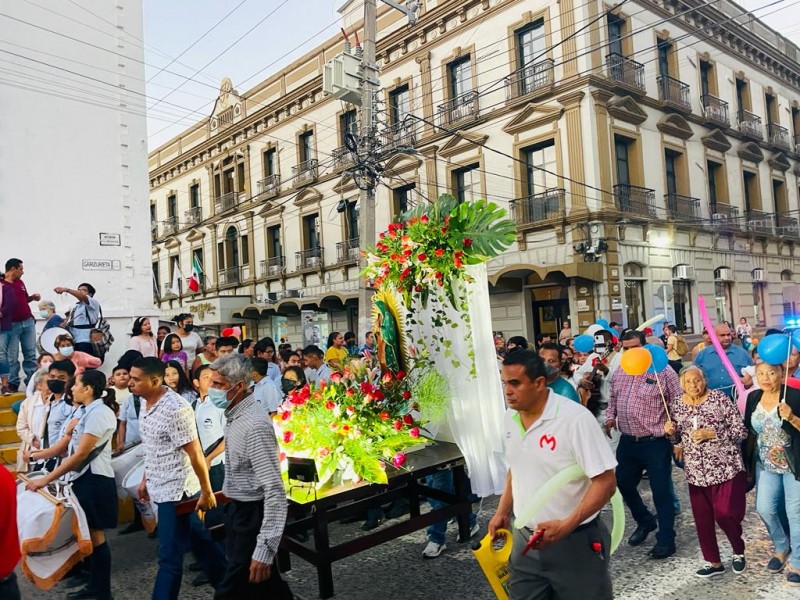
[150,0,800,344]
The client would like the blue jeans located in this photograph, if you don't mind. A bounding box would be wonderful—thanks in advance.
[153,499,227,600]
[0,331,12,378]
[755,469,800,569]
[0,318,36,387]
[425,470,476,545]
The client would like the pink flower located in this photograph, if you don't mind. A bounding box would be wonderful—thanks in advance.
[319,447,330,458]
[283,431,294,444]
[392,452,407,468]
[279,452,286,462]
[329,372,342,384]
[420,215,429,224]
[382,372,394,384]
[409,427,420,438]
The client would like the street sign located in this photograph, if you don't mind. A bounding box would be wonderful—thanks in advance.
[82,259,121,271]
[99,232,121,246]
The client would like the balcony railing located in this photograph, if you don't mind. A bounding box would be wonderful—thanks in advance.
[332,147,355,171]
[606,53,646,92]
[295,247,324,271]
[746,209,774,235]
[336,238,360,263]
[666,193,702,221]
[162,282,179,297]
[505,59,554,100]
[292,159,318,187]
[738,110,763,139]
[218,266,240,287]
[260,256,285,278]
[701,94,730,126]
[256,174,281,199]
[438,90,479,126]
[509,189,566,227]
[777,215,800,237]
[657,75,690,109]
[151,221,158,241]
[768,122,791,150]
[709,203,740,232]
[613,184,656,218]
[214,191,238,214]
[184,206,202,226]
[381,120,417,151]
[162,216,177,237]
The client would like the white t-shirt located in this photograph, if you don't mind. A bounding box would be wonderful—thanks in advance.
[69,399,117,479]
[119,394,142,444]
[177,331,204,367]
[194,396,226,468]
[504,390,617,528]
[253,377,282,413]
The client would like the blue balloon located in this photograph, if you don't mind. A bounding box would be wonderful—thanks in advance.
[574,334,595,353]
[792,329,800,352]
[644,343,669,374]
[596,318,610,329]
[759,334,791,365]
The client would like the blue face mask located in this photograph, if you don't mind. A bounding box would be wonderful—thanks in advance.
[208,385,235,409]
[60,346,75,357]
[39,310,49,319]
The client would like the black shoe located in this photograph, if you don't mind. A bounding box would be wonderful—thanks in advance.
[627,523,656,546]
[63,573,90,589]
[361,515,384,531]
[648,544,676,559]
[118,521,144,536]
[695,564,725,578]
[191,573,209,587]
[66,586,102,599]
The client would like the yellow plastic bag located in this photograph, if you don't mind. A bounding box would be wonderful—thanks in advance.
[472,529,512,600]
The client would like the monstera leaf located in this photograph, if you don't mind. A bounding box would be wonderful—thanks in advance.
[449,199,516,260]
[402,193,460,223]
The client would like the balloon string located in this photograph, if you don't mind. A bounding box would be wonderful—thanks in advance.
[654,371,671,422]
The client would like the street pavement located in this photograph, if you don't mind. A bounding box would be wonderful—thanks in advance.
[16,468,800,599]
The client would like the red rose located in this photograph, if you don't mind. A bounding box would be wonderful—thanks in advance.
[404,249,412,257]
[403,414,414,425]
[441,227,448,234]
[402,390,412,400]
[283,431,294,444]
[393,420,403,431]
[382,372,394,384]
[324,400,335,410]
[342,424,351,432]
[281,410,292,421]
[417,253,427,261]
[346,405,355,415]
[409,427,420,438]
[396,370,407,380]
[420,215,429,224]
[360,381,374,394]
[414,285,423,292]
[379,411,390,420]
[392,452,407,468]
[346,388,355,397]
[373,390,385,401]
[329,372,342,384]
[463,238,473,247]
[454,257,463,268]
[399,267,411,280]
[435,248,444,257]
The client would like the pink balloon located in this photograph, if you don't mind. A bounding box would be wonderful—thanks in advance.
[697,296,747,411]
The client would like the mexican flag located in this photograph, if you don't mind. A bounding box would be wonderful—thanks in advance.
[187,255,203,292]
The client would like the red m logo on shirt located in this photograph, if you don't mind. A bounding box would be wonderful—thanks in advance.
[539,434,556,451]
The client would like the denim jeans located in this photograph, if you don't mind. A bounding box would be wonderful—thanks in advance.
[0,330,12,378]
[0,318,36,387]
[153,499,227,600]
[425,470,477,545]
[755,468,800,569]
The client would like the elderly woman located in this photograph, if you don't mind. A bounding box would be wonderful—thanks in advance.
[38,300,64,331]
[744,362,800,586]
[15,368,50,471]
[665,366,748,578]
[54,333,102,374]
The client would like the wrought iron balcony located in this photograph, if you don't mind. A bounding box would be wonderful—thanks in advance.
[184,206,202,226]
[438,90,479,126]
[381,120,417,151]
[162,216,178,236]
[256,174,281,199]
[505,59,554,100]
[746,209,775,235]
[151,221,158,241]
[332,147,355,171]
[218,266,240,287]
[259,256,285,279]
[666,194,702,221]
[606,53,645,92]
[162,282,179,297]
[509,189,566,228]
[657,75,690,109]
[768,122,791,150]
[777,215,800,237]
[738,110,763,139]
[336,238,360,263]
[613,184,656,218]
[709,203,740,232]
[214,191,238,214]
[292,159,318,187]
[701,94,729,126]
[295,247,324,271]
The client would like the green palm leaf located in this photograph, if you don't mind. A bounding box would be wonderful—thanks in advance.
[450,199,516,258]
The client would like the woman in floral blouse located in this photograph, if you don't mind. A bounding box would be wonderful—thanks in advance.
[665,366,748,578]
[744,361,800,587]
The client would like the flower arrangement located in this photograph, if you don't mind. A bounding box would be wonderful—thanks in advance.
[275,358,448,486]
[363,194,515,374]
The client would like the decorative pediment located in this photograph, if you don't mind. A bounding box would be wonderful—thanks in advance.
[768,152,791,172]
[332,173,358,195]
[185,228,205,242]
[656,113,693,140]
[293,187,323,207]
[737,142,764,164]
[383,153,422,178]
[701,129,732,152]
[257,202,285,219]
[501,103,564,135]
[208,77,245,134]
[164,236,180,250]
[438,131,489,158]
[606,95,647,125]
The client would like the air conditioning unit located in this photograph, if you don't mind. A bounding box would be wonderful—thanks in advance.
[268,265,282,276]
[673,265,693,280]
[711,213,729,224]
[752,268,767,282]
[715,267,734,282]
[307,256,321,268]
[322,52,362,105]
[266,292,278,303]
[284,289,300,298]
[348,247,360,260]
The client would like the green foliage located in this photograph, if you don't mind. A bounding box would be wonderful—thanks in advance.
[412,369,450,423]
[449,199,516,260]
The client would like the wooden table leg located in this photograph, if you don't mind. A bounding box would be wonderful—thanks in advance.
[313,507,335,599]
[408,478,421,518]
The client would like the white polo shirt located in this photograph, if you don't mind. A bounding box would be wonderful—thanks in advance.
[69,399,117,479]
[504,390,617,529]
[194,396,226,468]
[253,377,282,413]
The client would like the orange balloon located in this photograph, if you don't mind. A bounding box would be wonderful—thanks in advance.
[620,347,652,376]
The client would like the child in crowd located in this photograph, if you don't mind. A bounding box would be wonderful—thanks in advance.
[164,359,197,404]
[160,333,189,373]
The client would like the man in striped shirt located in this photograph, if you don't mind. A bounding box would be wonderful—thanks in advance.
[209,354,293,600]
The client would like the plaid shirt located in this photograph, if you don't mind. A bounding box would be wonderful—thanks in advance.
[607,365,683,438]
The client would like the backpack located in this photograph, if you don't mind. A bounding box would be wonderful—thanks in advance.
[675,335,689,357]
[68,301,114,353]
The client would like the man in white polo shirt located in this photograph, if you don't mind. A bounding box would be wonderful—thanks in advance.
[489,350,617,600]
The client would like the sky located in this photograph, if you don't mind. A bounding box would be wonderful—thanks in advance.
[141,0,800,151]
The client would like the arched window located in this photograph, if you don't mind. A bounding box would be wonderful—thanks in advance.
[671,264,693,333]
[781,269,794,282]
[623,262,646,329]
[217,225,242,285]
[713,267,734,325]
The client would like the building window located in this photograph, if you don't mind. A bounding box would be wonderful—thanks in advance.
[237,162,246,193]
[389,85,411,126]
[345,200,359,241]
[607,14,625,56]
[765,92,778,125]
[240,233,249,265]
[393,183,414,217]
[150,203,157,224]
[743,171,760,211]
[523,140,557,196]
[714,267,734,325]
[665,150,678,196]
[169,256,181,294]
[189,184,200,208]
[699,60,716,97]
[303,214,320,250]
[452,163,480,204]
[218,226,240,275]
[299,131,314,164]
[672,265,694,333]
[339,110,357,146]
[152,261,160,298]
[753,281,767,327]
[773,179,788,214]
[267,225,282,259]
[263,147,277,177]
[167,194,177,219]
[191,248,204,288]
[614,136,631,185]
[624,262,646,329]
[657,39,672,78]
[707,160,728,210]
[735,78,751,115]
[793,107,800,144]
[448,55,473,100]
[516,20,546,94]
[781,269,794,282]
